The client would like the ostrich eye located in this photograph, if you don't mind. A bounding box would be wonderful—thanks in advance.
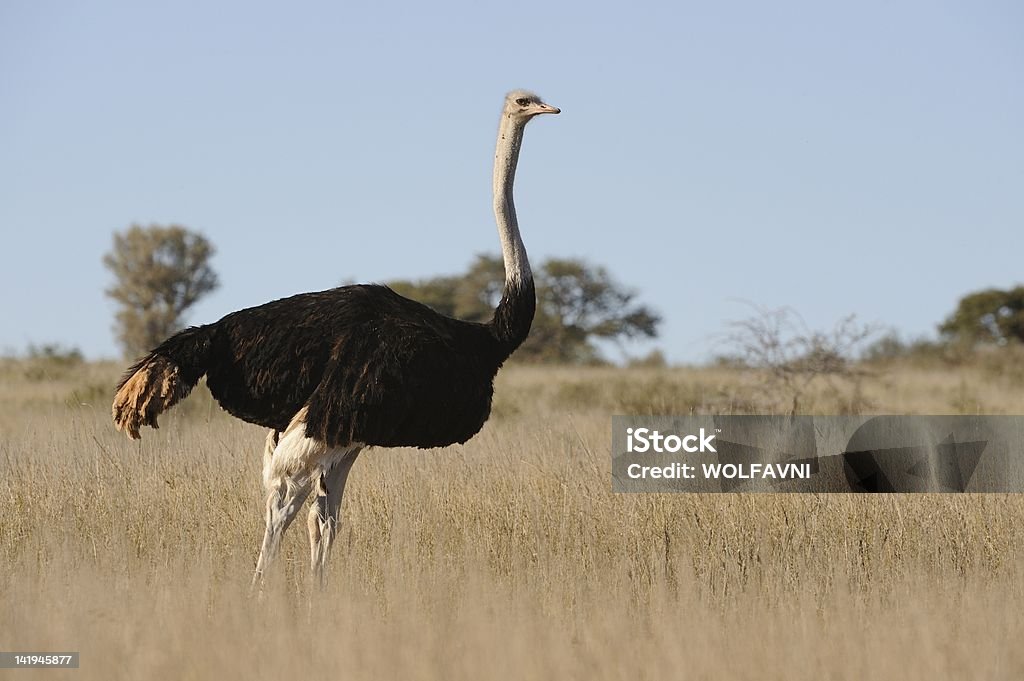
[515,98,530,106]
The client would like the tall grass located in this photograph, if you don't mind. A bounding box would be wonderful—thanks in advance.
[1,361,1022,679]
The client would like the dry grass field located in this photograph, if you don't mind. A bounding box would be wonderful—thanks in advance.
[2,357,1023,680]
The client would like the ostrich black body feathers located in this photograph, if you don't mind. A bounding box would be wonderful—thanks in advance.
[118,282,535,449]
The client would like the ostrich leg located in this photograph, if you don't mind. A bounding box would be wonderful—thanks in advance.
[308,447,361,588]
[253,480,312,585]
[252,417,323,586]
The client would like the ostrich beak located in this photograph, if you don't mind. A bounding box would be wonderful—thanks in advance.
[536,103,561,115]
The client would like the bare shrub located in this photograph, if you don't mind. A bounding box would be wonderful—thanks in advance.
[721,305,880,414]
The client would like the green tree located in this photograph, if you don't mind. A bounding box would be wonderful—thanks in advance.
[534,258,659,362]
[103,224,219,358]
[387,255,660,363]
[939,286,1024,346]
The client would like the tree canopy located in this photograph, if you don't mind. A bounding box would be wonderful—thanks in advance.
[939,286,1024,346]
[388,255,660,363]
[103,224,219,358]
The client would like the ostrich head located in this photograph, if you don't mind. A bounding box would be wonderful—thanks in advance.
[503,90,560,122]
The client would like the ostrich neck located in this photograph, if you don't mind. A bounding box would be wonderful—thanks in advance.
[493,114,532,286]
[489,113,536,354]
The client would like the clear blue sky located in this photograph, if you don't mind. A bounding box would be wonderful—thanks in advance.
[2,0,1021,363]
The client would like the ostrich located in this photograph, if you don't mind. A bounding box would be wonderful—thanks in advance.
[111,90,559,584]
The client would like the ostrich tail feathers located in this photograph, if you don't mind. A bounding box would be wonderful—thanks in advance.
[112,326,212,439]
[112,356,191,439]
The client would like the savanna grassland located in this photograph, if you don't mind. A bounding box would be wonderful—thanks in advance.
[2,356,1023,680]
